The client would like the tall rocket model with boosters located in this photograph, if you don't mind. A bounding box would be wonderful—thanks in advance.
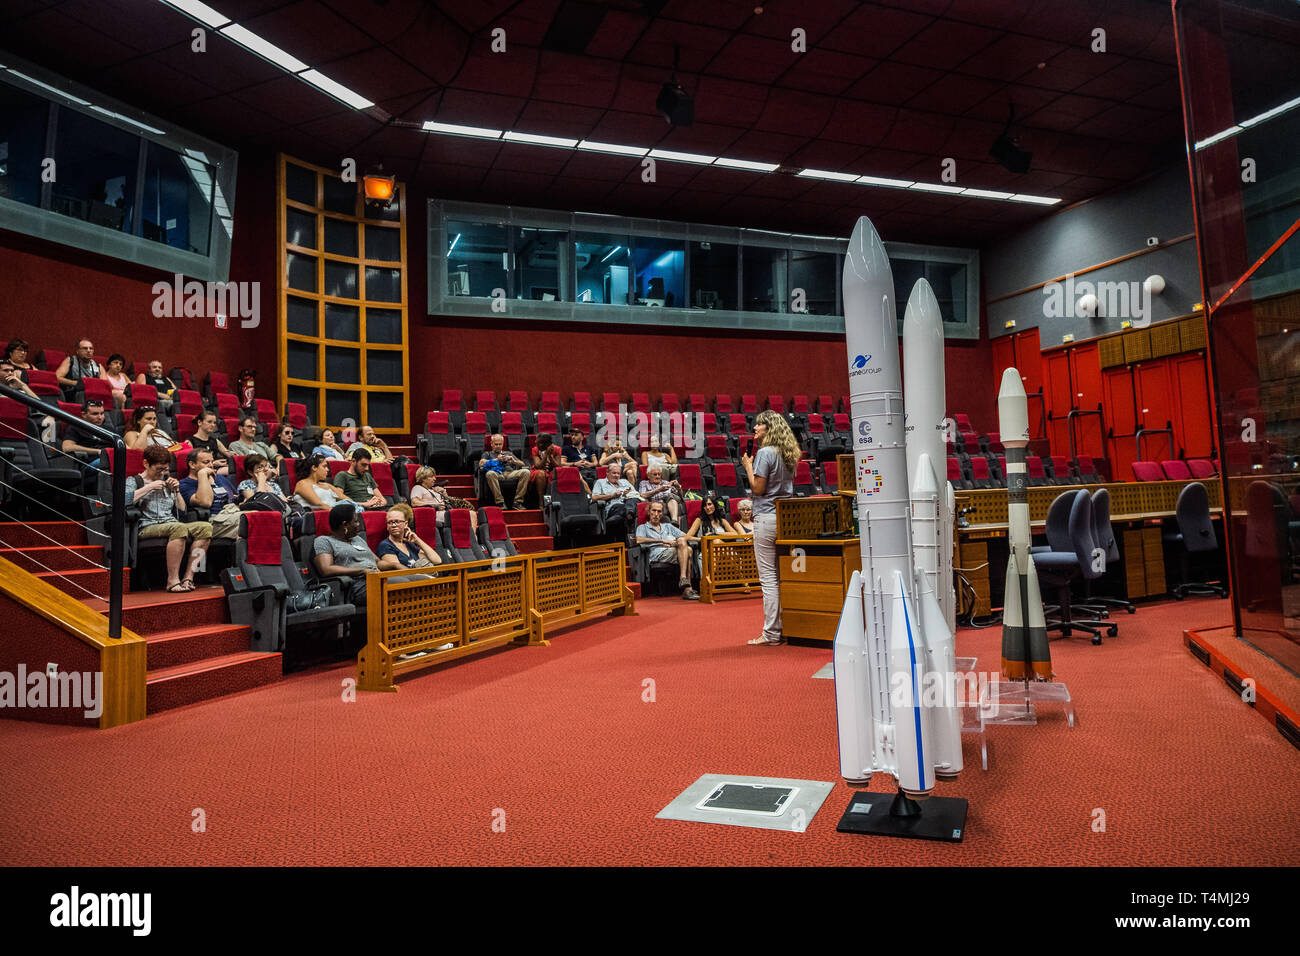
[833,216,963,809]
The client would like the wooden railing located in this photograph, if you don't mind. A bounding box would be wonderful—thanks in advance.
[357,544,635,692]
[699,534,760,603]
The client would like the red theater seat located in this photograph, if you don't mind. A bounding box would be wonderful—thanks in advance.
[1131,461,1164,482]
[1161,459,1193,481]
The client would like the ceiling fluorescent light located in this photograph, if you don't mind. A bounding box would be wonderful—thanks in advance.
[960,187,1015,200]
[578,140,648,156]
[1193,126,1242,151]
[89,105,166,135]
[648,148,717,164]
[156,0,231,28]
[797,169,859,182]
[1008,193,1062,205]
[856,175,914,188]
[713,157,780,172]
[298,70,374,110]
[218,24,309,73]
[6,71,91,105]
[908,182,966,194]
[422,121,502,139]
[1238,94,1300,128]
[504,131,578,148]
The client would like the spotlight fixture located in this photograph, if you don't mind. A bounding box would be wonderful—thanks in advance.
[990,103,1032,175]
[656,45,694,127]
[362,164,396,209]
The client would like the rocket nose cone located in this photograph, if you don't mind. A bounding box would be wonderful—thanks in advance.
[903,278,942,332]
[911,451,940,495]
[998,366,1027,399]
[844,216,891,285]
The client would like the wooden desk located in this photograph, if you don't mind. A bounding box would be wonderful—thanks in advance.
[775,537,859,643]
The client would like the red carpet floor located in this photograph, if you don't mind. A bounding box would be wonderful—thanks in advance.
[1,593,1296,867]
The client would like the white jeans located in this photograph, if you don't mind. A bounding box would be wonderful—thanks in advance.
[752,512,781,640]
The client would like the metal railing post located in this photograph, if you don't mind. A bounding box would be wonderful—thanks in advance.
[108,438,126,640]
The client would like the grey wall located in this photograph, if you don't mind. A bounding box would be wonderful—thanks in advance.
[984,164,1201,345]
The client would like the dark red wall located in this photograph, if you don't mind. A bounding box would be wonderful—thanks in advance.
[0,150,278,395]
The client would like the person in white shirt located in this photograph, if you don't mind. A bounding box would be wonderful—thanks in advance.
[590,463,640,523]
[635,500,698,600]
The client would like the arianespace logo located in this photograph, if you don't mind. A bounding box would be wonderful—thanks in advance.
[849,353,880,378]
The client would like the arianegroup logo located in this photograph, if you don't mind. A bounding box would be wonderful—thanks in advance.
[848,353,880,378]
[857,455,883,496]
[851,353,870,369]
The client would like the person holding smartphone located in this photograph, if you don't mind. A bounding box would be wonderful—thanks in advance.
[375,504,441,570]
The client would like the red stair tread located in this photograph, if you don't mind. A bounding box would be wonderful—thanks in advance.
[1,544,103,572]
[147,651,274,682]
[0,520,87,548]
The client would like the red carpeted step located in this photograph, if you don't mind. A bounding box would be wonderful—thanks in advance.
[505,521,549,537]
[145,623,252,669]
[35,567,129,601]
[0,521,86,549]
[0,544,104,573]
[106,588,231,634]
[513,536,554,554]
[146,651,282,714]
[627,582,641,599]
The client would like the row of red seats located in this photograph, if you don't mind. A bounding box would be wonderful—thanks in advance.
[1131,460,1218,481]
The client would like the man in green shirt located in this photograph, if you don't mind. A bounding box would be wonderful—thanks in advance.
[334,447,387,509]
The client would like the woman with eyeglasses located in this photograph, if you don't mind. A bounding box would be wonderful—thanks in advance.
[731,499,755,534]
[376,504,441,571]
[3,339,34,378]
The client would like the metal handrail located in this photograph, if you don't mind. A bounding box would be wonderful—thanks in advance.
[1135,426,1175,463]
[1065,406,1105,461]
[0,383,125,639]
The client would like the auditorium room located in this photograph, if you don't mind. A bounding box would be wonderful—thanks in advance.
[0,0,1297,890]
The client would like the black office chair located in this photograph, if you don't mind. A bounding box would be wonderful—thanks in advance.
[1080,487,1135,615]
[1033,489,1118,645]
[1164,481,1228,599]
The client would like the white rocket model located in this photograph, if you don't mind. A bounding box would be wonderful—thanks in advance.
[998,368,1053,680]
[903,278,957,633]
[833,217,963,800]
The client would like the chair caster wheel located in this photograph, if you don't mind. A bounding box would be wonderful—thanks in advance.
[1126,606,1136,614]
[1175,593,1184,601]
[1092,635,1102,645]
[1108,626,1117,637]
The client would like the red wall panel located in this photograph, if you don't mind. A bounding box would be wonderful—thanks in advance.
[1068,343,1105,459]
[1134,360,1178,460]
[1042,349,1072,455]
[1172,352,1214,458]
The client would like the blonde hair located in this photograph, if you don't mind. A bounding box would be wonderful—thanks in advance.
[415,466,437,484]
[390,503,414,524]
[755,410,800,472]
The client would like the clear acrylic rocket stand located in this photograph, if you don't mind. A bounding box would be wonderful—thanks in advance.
[981,679,1076,729]
[955,657,990,771]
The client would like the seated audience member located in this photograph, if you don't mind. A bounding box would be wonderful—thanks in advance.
[638,464,682,522]
[55,339,101,401]
[188,411,232,474]
[590,463,640,524]
[272,423,300,462]
[640,435,679,479]
[313,428,345,459]
[376,504,442,571]
[684,494,734,540]
[600,438,635,470]
[61,399,114,463]
[236,453,288,507]
[124,444,213,592]
[479,433,531,510]
[1,358,56,443]
[136,360,176,412]
[228,416,281,473]
[409,465,477,530]
[101,354,130,409]
[334,447,387,509]
[346,425,393,463]
[124,405,174,450]
[530,433,572,505]
[562,427,600,477]
[293,454,354,510]
[4,339,34,378]
[313,502,379,607]
[732,499,755,534]
[179,448,241,538]
[635,500,698,600]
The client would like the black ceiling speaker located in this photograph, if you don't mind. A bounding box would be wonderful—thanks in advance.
[657,45,694,126]
[990,103,1032,174]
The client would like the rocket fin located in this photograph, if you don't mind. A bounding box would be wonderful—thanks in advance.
[833,571,875,786]
[1001,557,1027,679]
[887,572,934,799]
[918,585,963,778]
[1023,554,1054,680]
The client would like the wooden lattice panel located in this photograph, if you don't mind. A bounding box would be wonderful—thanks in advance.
[1123,329,1151,364]
[1179,316,1206,352]
[838,454,854,496]
[1149,320,1181,357]
[777,495,852,539]
[709,539,760,585]
[383,578,461,652]
[1098,335,1126,368]
[465,566,527,637]
[957,478,1223,530]
[534,558,581,614]
[582,551,623,606]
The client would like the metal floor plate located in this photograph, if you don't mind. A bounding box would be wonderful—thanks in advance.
[658,773,835,832]
[811,662,834,679]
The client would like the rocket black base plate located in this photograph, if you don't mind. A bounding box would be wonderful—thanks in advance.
[836,792,968,843]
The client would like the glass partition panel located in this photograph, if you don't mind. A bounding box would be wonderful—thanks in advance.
[446,219,507,297]
[141,142,214,255]
[0,84,48,208]
[515,227,568,301]
[743,246,788,313]
[575,232,631,304]
[632,238,685,308]
[51,108,140,236]
[788,250,837,315]
[689,240,738,310]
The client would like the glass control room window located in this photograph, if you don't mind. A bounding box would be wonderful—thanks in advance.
[632,238,686,308]
[0,84,48,208]
[51,108,141,235]
[689,241,737,311]
[514,227,568,301]
[446,220,507,297]
[743,246,788,313]
[890,257,967,327]
[575,233,631,304]
[789,250,838,315]
[142,142,215,256]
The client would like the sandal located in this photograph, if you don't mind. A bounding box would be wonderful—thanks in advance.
[179,579,196,591]
[166,582,186,593]
[747,636,785,646]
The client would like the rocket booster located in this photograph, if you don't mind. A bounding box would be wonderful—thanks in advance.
[833,217,963,798]
[998,368,1053,680]
[903,277,957,632]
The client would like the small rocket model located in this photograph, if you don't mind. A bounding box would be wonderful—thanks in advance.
[833,217,963,803]
[903,278,957,633]
[998,367,1053,680]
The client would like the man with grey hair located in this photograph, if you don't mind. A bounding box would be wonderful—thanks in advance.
[479,433,530,509]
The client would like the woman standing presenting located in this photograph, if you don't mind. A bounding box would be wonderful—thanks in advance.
[741,410,797,646]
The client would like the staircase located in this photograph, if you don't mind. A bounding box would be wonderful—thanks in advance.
[0,521,281,716]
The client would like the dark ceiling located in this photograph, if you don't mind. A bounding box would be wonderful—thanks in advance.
[1,0,1191,245]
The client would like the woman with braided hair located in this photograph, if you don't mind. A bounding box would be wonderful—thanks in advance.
[741,409,798,646]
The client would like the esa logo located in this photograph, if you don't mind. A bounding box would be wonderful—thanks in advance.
[849,353,881,378]
[857,419,872,445]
